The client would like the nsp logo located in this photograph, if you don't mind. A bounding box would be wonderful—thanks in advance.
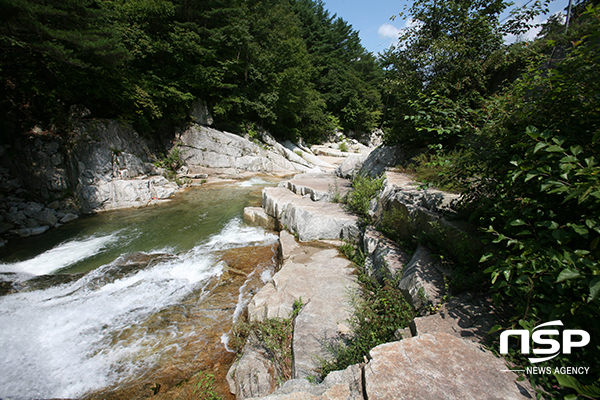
[500,320,590,363]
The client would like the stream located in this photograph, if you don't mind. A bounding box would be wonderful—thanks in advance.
[0,178,280,400]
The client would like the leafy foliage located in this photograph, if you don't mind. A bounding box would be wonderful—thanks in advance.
[457,4,600,393]
[343,174,384,221]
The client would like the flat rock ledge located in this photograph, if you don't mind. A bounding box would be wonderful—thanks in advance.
[262,186,360,242]
[279,172,351,202]
[364,333,534,400]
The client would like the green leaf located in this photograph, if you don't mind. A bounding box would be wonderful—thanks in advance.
[589,277,600,302]
[533,142,547,153]
[570,145,583,156]
[546,145,565,152]
[556,268,581,282]
[510,219,526,226]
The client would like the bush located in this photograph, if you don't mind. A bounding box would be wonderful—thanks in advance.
[343,174,385,221]
[459,5,600,394]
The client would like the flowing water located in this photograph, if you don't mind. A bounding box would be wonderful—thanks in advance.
[0,178,281,400]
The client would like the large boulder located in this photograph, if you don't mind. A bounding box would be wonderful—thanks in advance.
[358,146,405,178]
[364,333,534,400]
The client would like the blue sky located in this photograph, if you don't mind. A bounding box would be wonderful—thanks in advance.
[321,0,572,55]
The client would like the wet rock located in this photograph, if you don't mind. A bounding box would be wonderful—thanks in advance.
[244,207,277,230]
[364,333,534,400]
[60,213,79,224]
[12,226,50,237]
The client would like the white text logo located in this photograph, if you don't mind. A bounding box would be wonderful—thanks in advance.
[499,320,590,363]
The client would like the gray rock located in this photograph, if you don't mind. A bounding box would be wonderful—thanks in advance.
[34,209,58,227]
[0,222,14,235]
[335,153,369,179]
[248,242,357,379]
[188,98,214,126]
[364,333,534,400]
[247,364,363,400]
[363,226,411,282]
[279,173,351,202]
[398,244,446,315]
[227,332,278,400]
[178,125,312,173]
[5,211,26,224]
[262,187,360,242]
[25,218,39,228]
[23,202,43,218]
[358,146,405,178]
[372,172,483,267]
[47,200,60,210]
[404,292,498,344]
[60,213,79,224]
[13,226,50,237]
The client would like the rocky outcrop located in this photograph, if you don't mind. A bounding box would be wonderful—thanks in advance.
[229,232,359,397]
[371,171,483,267]
[362,225,411,282]
[227,332,278,400]
[178,125,315,173]
[262,187,360,242]
[364,333,534,400]
[398,244,447,315]
[358,146,405,178]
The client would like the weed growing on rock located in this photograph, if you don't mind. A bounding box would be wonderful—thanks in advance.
[322,246,414,377]
[229,298,304,384]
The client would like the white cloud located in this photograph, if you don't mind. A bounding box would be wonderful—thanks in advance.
[378,23,401,39]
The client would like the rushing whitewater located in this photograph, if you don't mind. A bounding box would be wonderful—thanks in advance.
[0,217,277,400]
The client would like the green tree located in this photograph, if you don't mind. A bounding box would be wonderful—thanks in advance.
[381,0,509,150]
[0,0,128,137]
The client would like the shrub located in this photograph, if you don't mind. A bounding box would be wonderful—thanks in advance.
[343,174,385,221]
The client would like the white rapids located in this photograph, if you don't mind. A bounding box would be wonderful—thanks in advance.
[0,218,277,400]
